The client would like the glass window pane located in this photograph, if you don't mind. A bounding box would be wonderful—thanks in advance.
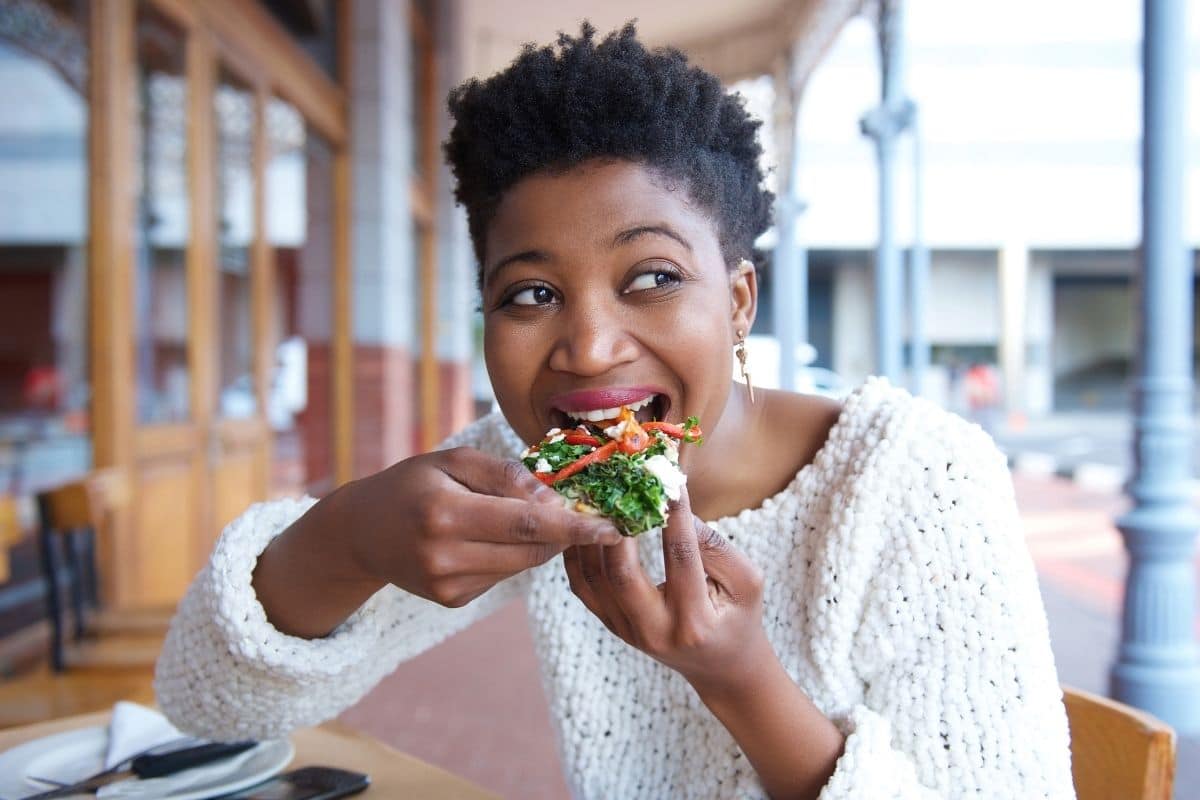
[266,99,334,496]
[0,0,91,494]
[134,2,189,424]
[215,67,257,420]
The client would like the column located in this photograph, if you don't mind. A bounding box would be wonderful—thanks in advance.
[771,51,807,392]
[1111,0,1200,735]
[350,0,417,477]
[999,241,1028,421]
[433,0,476,437]
[907,110,930,396]
[860,0,913,384]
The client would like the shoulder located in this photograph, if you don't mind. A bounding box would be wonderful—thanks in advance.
[837,377,1007,481]
[808,378,1013,535]
[839,379,1021,570]
[435,411,526,460]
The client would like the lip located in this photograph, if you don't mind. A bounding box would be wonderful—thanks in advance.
[548,386,665,413]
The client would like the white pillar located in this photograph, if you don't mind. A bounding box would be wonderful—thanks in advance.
[999,241,1028,421]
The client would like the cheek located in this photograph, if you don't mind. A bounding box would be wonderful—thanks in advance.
[483,319,545,435]
[483,322,525,394]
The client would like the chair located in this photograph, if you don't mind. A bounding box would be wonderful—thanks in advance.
[1062,684,1176,800]
[36,476,105,671]
[0,495,21,582]
[35,470,168,672]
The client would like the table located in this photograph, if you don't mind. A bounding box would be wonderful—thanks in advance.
[0,711,500,799]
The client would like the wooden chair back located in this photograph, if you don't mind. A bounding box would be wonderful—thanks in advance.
[35,469,125,671]
[39,468,124,533]
[1062,685,1176,800]
[0,495,22,582]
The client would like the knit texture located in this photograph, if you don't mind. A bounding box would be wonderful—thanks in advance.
[155,378,1076,799]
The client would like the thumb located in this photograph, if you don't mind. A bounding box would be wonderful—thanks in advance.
[693,517,759,597]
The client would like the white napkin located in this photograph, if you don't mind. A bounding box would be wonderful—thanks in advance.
[91,701,260,800]
[104,702,188,769]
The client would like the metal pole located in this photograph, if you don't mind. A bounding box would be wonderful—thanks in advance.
[860,0,912,384]
[772,54,808,392]
[908,108,929,396]
[1111,0,1200,735]
[774,194,799,392]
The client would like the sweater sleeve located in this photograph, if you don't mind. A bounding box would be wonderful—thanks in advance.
[817,418,1076,800]
[154,416,531,740]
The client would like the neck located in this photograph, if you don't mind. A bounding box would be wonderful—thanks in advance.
[681,382,760,520]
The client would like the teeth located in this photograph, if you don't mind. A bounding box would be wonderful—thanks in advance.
[564,394,657,423]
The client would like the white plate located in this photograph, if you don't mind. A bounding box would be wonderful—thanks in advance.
[0,726,293,800]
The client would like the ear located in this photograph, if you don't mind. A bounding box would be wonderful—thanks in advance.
[729,259,758,336]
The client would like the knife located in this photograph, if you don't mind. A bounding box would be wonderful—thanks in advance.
[20,740,258,800]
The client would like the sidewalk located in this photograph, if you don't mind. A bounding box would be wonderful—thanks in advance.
[1017,473,1199,797]
[339,474,1200,798]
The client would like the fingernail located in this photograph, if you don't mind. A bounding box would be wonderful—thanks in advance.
[533,484,560,504]
[596,526,622,545]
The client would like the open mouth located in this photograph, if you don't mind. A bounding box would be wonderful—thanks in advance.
[549,394,670,429]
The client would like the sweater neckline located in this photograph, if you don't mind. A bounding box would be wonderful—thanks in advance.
[703,377,887,528]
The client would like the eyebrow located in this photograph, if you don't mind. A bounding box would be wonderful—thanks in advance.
[611,224,693,252]
[483,224,693,286]
[483,249,550,286]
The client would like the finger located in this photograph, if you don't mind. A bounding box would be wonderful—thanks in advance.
[690,517,735,583]
[450,493,623,547]
[692,517,762,601]
[575,545,632,636]
[660,485,710,612]
[438,447,561,504]
[601,537,667,630]
[563,546,619,634]
[447,539,568,576]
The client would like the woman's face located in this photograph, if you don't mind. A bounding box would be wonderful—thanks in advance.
[481,159,756,447]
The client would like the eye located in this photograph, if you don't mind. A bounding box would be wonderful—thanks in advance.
[508,285,557,306]
[624,270,678,293]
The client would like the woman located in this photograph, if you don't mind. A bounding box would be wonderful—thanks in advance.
[156,23,1075,799]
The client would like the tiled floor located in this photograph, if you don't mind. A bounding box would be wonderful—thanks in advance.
[339,474,1200,798]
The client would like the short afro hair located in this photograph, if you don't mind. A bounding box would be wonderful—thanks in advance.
[443,21,773,282]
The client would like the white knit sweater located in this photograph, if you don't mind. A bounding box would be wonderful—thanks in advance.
[155,378,1076,799]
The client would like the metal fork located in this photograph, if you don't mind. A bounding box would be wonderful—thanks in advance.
[8,735,200,800]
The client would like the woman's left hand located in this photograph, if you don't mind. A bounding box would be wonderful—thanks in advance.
[562,485,772,693]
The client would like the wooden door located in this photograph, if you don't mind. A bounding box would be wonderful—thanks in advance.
[96,0,350,609]
[126,0,205,607]
[207,59,270,537]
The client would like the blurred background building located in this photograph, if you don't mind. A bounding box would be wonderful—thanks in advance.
[0,0,1197,794]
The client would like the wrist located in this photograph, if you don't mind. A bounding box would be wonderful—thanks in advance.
[323,476,389,588]
[687,632,784,712]
[253,483,385,638]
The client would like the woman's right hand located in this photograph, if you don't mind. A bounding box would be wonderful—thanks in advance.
[253,447,623,638]
[347,446,623,607]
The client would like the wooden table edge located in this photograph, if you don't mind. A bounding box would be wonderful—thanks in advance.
[0,711,500,799]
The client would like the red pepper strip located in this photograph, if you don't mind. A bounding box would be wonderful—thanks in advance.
[563,433,601,447]
[618,429,649,454]
[534,471,556,485]
[550,441,617,483]
[642,421,703,441]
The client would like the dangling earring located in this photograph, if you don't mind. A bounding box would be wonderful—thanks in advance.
[735,330,755,404]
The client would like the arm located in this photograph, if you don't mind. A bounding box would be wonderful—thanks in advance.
[563,487,843,800]
[563,417,1075,799]
[153,494,531,741]
[811,422,1075,799]
[155,418,622,740]
[692,641,845,800]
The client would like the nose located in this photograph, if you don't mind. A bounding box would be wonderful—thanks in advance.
[547,303,639,377]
